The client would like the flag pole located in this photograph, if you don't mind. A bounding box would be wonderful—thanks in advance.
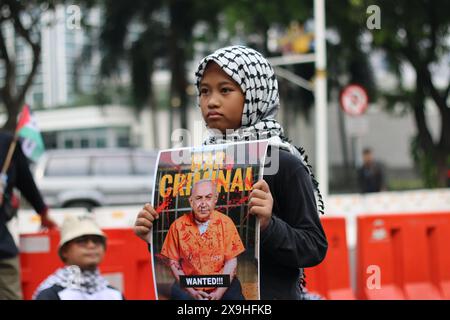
[1,103,24,176]
[1,136,18,176]
[0,136,18,206]
[0,106,24,205]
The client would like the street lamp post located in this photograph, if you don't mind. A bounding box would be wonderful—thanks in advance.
[314,0,328,199]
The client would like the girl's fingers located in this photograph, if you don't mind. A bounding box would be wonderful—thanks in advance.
[134,225,152,237]
[144,203,153,210]
[252,180,271,193]
[136,216,153,228]
[248,197,265,208]
[141,204,159,219]
[250,188,269,200]
[135,203,158,243]
[137,209,153,222]
[249,205,266,216]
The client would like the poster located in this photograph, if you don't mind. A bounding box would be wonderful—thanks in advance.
[150,140,269,300]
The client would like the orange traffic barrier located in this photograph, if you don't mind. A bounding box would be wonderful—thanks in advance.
[100,229,156,300]
[20,229,62,299]
[20,228,156,300]
[304,217,356,299]
[356,212,450,300]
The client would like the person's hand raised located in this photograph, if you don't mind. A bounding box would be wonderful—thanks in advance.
[40,208,57,230]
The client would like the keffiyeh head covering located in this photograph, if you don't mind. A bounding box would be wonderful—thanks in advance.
[195,45,324,215]
[32,265,110,299]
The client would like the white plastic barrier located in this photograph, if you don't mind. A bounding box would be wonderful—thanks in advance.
[10,206,140,247]
[92,206,141,229]
[327,189,450,216]
[8,207,90,247]
[13,206,141,234]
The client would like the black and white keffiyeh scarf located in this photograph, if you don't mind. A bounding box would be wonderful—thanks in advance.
[32,265,110,299]
[195,45,324,215]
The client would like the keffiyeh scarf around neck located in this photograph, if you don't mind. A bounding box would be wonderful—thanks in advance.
[195,45,324,215]
[32,265,109,299]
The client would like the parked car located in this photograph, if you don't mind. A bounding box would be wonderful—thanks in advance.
[33,148,159,209]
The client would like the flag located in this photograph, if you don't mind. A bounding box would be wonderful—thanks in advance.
[16,104,45,162]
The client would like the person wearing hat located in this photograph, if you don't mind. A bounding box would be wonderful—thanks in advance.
[33,215,123,300]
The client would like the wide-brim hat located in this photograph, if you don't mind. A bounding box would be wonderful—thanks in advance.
[58,215,106,257]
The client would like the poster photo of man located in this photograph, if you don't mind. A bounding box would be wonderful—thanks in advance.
[150,140,269,300]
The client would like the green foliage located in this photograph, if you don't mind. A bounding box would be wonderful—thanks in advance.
[100,0,224,113]
[411,135,439,188]
[387,178,425,191]
[367,0,450,187]
[223,0,311,39]
[65,85,133,107]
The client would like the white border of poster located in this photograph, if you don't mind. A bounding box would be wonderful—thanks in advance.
[149,140,269,300]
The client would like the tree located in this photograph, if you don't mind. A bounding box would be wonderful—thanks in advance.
[358,0,450,187]
[100,0,165,148]
[0,0,47,132]
[221,0,319,140]
[221,0,450,188]
[222,0,376,177]
[100,0,223,147]
[0,1,97,131]
[223,0,311,54]
[325,0,378,188]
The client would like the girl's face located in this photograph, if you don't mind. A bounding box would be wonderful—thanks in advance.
[199,62,245,133]
[61,235,106,271]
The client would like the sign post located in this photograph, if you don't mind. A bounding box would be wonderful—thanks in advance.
[340,84,369,117]
[340,84,369,167]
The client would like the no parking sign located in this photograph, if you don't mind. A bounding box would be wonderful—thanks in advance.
[340,84,369,116]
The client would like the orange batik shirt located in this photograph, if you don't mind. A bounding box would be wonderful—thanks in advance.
[160,210,245,277]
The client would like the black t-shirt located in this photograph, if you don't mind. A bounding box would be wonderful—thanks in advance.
[260,147,328,299]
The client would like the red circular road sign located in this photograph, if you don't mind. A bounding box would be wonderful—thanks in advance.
[340,84,369,116]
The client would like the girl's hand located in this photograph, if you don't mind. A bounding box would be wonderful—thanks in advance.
[249,180,273,231]
[134,203,159,243]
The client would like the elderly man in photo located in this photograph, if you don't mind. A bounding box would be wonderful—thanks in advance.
[160,179,245,300]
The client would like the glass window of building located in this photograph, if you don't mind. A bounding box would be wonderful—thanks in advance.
[64,139,75,149]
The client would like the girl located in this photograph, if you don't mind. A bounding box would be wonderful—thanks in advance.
[135,45,327,300]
